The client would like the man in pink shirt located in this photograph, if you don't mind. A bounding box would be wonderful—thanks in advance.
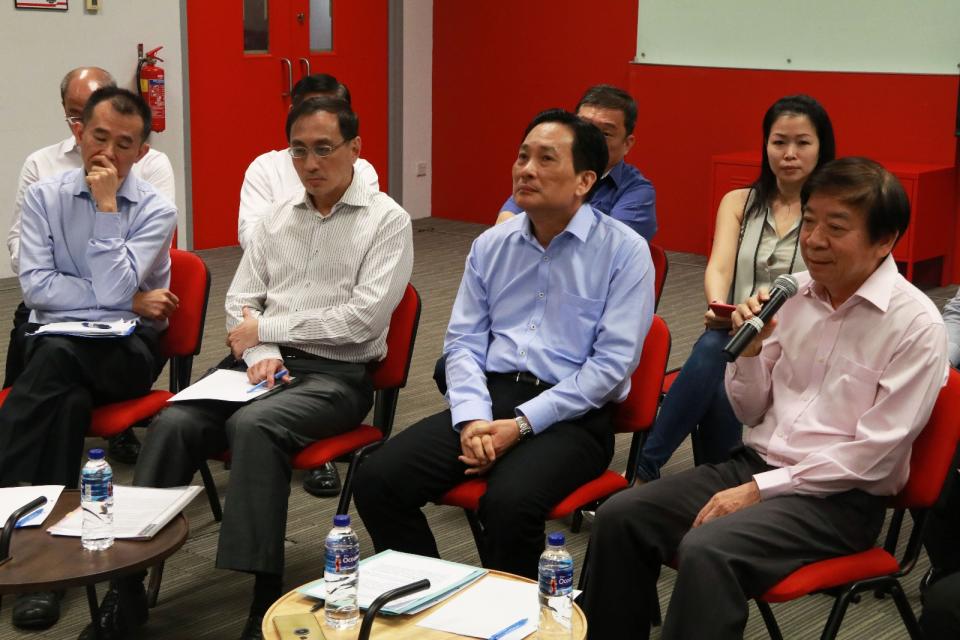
[581,157,948,640]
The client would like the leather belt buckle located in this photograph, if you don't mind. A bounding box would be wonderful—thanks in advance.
[514,371,541,387]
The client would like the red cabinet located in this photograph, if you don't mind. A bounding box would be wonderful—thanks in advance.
[710,152,956,285]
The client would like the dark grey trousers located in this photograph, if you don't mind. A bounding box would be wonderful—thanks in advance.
[133,359,372,576]
[581,447,886,640]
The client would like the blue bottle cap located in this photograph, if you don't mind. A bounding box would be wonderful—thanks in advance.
[88,448,105,460]
[547,532,565,546]
[333,514,350,527]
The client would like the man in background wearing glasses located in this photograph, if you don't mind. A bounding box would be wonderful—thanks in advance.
[113,97,413,640]
[237,73,381,500]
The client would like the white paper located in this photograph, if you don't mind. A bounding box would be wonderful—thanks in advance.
[168,369,275,403]
[299,550,486,614]
[47,485,201,539]
[0,485,63,528]
[28,319,137,338]
[418,577,539,639]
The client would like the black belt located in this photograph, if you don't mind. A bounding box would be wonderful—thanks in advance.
[488,371,553,388]
[279,345,325,361]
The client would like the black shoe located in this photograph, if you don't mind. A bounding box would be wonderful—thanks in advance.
[303,463,342,497]
[78,579,149,639]
[12,591,62,630]
[240,614,264,640]
[107,429,141,465]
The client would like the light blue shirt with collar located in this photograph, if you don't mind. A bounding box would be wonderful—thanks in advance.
[443,203,655,433]
[19,167,176,328]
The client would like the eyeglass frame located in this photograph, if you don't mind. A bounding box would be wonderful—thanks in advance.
[287,138,353,160]
[65,115,82,126]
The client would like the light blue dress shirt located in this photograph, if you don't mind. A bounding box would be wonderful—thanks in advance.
[444,203,655,433]
[19,168,176,328]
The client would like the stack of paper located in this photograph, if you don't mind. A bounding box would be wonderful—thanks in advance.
[417,576,540,639]
[0,485,64,528]
[28,319,137,338]
[168,369,278,403]
[47,485,201,540]
[298,549,486,615]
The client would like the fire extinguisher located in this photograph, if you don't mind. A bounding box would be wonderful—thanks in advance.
[137,45,166,133]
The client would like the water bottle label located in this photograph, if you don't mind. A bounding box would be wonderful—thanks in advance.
[81,476,112,501]
[539,567,573,595]
[325,547,359,573]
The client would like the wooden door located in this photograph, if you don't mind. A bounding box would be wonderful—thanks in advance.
[186,0,389,249]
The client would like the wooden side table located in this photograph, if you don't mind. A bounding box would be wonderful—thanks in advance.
[0,490,188,638]
[263,569,587,639]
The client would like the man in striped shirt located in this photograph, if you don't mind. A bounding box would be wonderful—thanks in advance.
[94,97,413,640]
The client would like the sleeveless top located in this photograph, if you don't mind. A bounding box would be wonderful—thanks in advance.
[729,190,805,305]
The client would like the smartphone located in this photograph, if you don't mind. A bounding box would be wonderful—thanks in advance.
[708,301,737,318]
[273,613,326,640]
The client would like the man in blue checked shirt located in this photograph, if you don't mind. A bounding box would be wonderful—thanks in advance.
[496,84,657,240]
[355,108,655,579]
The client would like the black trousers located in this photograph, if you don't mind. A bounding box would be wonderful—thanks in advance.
[3,301,31,388]
[580,447,886,640]
[0,326,161,487]
[353,374,614,580]
[922,572,960,639]
[133,357,373,576]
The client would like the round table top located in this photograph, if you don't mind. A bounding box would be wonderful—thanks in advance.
[263,569,586,639]
[0,490,188,593]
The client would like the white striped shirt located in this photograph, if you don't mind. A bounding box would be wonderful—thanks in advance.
[226,170,413,366]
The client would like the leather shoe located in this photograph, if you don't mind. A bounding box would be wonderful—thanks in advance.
[78,579,148,639]
[240,614,264,639]
[303,462,341,497]
[107,429,141,465]
[12,591,62,630]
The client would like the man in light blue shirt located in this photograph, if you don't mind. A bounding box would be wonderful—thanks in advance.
[355,109,655,579]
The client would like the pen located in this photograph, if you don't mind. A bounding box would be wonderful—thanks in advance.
[246,369,289,393]
[16,507,43,528]
[488,617,528,640]
[81,322,112,330]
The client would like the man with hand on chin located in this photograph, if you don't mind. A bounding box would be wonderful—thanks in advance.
[354,109,655,579]
[581,157,948,640]
[109,97,412,640]
[0,87,175,634]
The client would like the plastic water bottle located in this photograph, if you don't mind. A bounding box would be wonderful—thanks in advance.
[81,448,114,551]
[324,514,359,629]
[538,532,574,638]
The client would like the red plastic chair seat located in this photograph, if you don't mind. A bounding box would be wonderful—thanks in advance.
[759,548,900,603]
[290,425,384,469]
[89,391,174,438]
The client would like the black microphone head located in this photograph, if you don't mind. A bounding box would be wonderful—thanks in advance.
[772,274,799,298]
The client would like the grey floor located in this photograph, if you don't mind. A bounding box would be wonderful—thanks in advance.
[0,217,954,639]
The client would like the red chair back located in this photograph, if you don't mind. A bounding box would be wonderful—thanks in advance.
[895,367,960,510]
[370,284,421,390]
[160,249,211,359]
[649,242,668,310]
[612,314,671,434]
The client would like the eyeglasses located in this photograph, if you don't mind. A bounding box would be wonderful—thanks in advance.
[288,139,350,159]
[65,115,81,126]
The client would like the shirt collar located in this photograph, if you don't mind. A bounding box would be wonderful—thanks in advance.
[804,254,898,312]
[602,160,626,187]
[59,135,80,158]
[295,168,370,218]
[517,203,596,246]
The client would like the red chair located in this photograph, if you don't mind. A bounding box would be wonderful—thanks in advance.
[198,283,422,519]
[649,242,668,311]
[751,368,960,640]
[0,249,210,437]
[437,314,671,564]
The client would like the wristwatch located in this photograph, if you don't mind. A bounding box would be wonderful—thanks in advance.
[515,415,534,441]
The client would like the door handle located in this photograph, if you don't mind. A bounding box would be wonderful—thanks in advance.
[280,58,293,97]
[299,57,311,78]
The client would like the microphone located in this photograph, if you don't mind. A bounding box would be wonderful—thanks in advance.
[721,274,799,362]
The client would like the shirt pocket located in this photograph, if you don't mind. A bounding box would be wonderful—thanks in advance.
[544,290,605,363]
[807,356,882,438]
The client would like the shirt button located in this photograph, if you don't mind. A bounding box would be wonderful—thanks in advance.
[542,256,549,262]
[529,324,536,330]
[537,292,544,298]
[519,350,526,356]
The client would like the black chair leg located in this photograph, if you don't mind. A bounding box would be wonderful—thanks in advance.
[198,461,222,522]
[888,581,924,640]
[821,590,854,640]
[756,601,784,640]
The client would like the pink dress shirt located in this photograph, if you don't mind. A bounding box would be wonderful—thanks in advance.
[725,255,948,499]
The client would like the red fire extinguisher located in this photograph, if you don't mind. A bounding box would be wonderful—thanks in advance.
[137,45,166,133]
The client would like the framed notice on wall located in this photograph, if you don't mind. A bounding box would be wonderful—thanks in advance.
[14,0,68,9]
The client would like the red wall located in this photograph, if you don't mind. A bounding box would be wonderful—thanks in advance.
[432,0,639,225]
[432,2,960,279]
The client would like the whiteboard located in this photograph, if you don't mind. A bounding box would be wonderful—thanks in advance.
[635,0,960,75]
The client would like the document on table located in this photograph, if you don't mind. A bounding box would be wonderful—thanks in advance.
[298,549,487,615]
[168,369,277,403]
[27,319,137,338]
[47,485,201,539]
[417,576,539,639]
[0,485,63,528]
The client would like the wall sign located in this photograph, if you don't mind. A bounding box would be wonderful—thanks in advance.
[15,0,68,10]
